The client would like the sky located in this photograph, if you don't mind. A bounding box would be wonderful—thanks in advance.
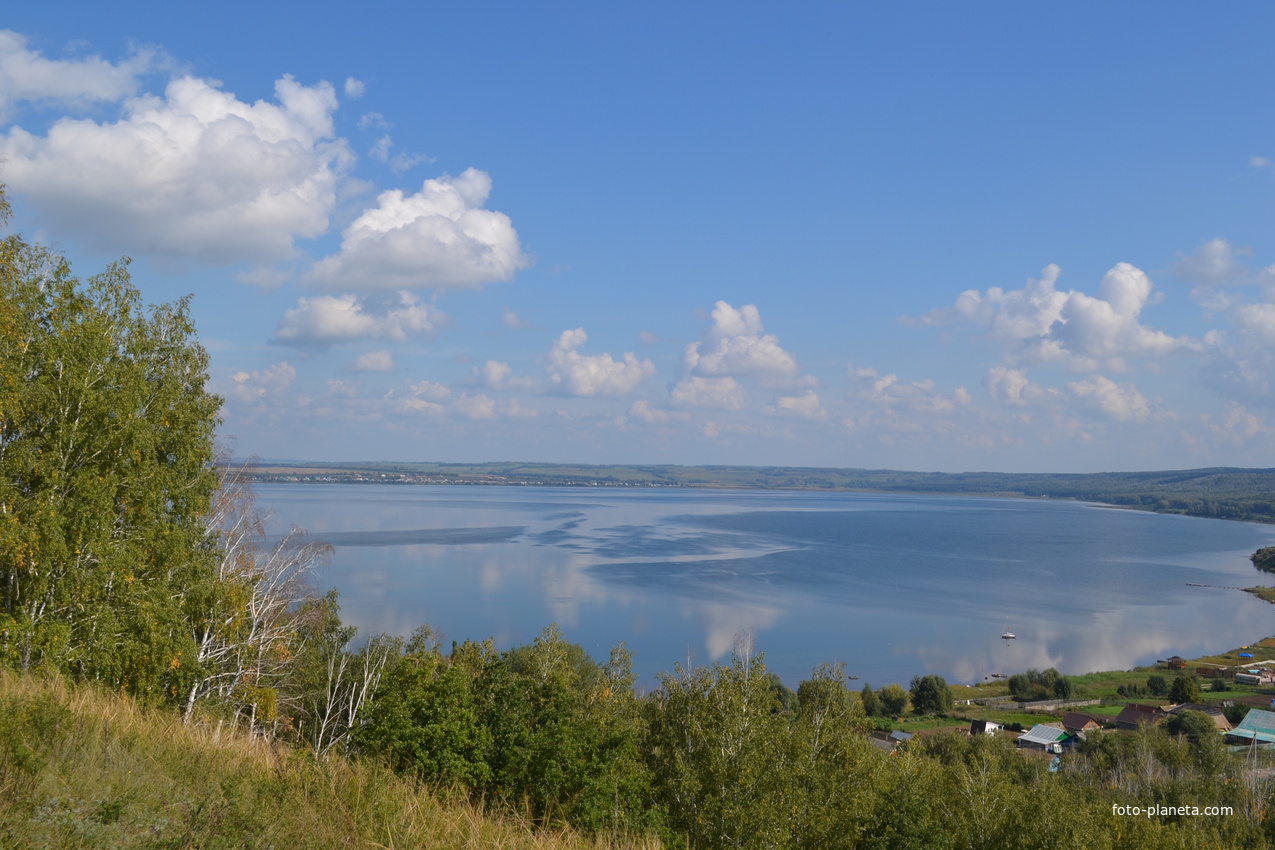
[3,3,1275,473]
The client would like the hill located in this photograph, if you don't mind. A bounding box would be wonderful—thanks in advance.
[245,462,1275,523]
[0,670,656,849]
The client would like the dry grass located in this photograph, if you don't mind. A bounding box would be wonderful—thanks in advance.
[0,670,661,849]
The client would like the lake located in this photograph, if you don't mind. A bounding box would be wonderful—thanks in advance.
[257,483,1275,689]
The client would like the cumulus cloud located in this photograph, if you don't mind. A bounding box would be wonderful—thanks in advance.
[670,375,748,410]
[628,399,691,424]
[1202,403,1270,447]
[1173,238,1249,286]
[1066,375,1151,422]
[670,300,812,410]
[545,328,656,396]
[1,73,351,264]
[0,30,157,117]
[474,359,538,391]
[683,301,802,382]
[343,77,365,99]
[916,263,1197,371]
[350,349,395,372]
[367,133,429,174]
[228,361,296,404]
[847,365,970,415]
[502,307,531,329]
[764,391,828,420]
[275,291,443,347]
[306,168,528,291]
[393,380,534,421]
[984,366,1057,407]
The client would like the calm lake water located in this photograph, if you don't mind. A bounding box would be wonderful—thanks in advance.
[258,483,1275,689]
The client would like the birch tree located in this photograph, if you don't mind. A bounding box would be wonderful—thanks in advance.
[1,188,222,701]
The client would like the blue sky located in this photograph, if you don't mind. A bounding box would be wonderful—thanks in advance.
[3,3,1275,472]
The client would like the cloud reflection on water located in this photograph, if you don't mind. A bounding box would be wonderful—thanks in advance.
[261,484,1275,687]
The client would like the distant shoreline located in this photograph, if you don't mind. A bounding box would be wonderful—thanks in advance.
[235,460,1275,525]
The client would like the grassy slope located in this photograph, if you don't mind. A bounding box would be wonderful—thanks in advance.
[0,671,659,850]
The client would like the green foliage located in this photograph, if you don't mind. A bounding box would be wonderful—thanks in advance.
[1007,668,1073,702]
[1253,546,1275,573]
[1147,674,1170,696]
[1164,709,1219,745]
[644,642,788,848]
[859,681,880,717]
[0,198,222,702]
[908,674,953,715]
[1,671,643,850]
[1168,675,1202,705]
[1225,703,1250,726]
[877,683,909,716]
[357,624,652,835]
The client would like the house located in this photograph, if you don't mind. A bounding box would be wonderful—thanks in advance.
[1226,708,1275,746]
[1061,711,1104,739]
[1017,723,1071,753]
[866,729,912,754]
[1166,703,1232,733]
[1164,656,1189,670]
[969,719,1004,736]
[1116,703,1166,730]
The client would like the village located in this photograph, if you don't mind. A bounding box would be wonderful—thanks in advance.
[865,637,1275,756]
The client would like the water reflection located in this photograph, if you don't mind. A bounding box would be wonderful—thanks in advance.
[259,484,1275,687]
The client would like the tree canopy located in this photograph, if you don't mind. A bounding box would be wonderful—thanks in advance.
[0,185,222,701]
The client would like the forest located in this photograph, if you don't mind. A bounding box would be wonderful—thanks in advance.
[249,460,1275,524]
[6,184,1275,848]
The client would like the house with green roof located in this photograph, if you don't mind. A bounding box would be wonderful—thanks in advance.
[1226,708,1275,746]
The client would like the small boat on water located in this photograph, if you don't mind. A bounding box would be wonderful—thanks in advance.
[1001,621,1016,640]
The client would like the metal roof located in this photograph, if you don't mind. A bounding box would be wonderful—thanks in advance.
[1019,724,1069,746]
[1230,708,1275,744]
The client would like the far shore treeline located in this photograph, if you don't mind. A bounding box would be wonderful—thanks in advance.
[11,183,1275,847]
[245,460,1275,524]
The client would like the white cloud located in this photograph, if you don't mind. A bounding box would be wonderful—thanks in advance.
[350,349,395,372]
[1202,403,1270,447]
[1,73,350,264]
[474,359,538,391]
[670,375,748,410]
[1173,238,1249,286]
[370,134,393,162]
[394,380,535,421]
[545,328,656,396]
[847,364,969,414]
[629,400,690,424]
[502,307,531,329]
[1233,303,1275,344]
[306,168,528,291]
[0,30,157,117]
[1066,375,1151,422]
[275,291,443,347]
[917,263,1197,371]
[764,391,828,420]
[684,301,803,382]
[343,77,365,99]
[228,361,296,404]
[985,366,1055,407]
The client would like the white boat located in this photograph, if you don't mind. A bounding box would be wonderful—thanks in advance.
[1001,622,1017,640]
